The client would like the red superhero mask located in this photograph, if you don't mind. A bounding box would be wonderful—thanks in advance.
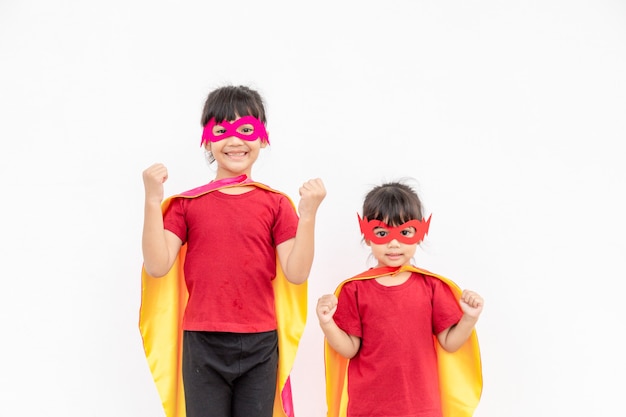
[201,116,269,145]
[358,213,432,244]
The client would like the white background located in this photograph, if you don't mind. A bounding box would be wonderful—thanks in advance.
[1,1,625,416]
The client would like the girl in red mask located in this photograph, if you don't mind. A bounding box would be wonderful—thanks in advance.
[140,85,326,417]
[317,180,483,417]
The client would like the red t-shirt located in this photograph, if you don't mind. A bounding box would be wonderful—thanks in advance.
[333,272,463,417]
[163,187,298,333]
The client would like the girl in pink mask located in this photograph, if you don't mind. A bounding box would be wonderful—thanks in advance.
[140,85,326,417]
[317,181,483,417]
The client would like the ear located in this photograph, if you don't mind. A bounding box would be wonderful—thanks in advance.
[260,131,270,148]
[204,142,212,151]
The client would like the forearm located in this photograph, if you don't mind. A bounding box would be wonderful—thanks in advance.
[283,216,316,284]
[320,320,360,359]
[439,314,478,352]
[142,200,174,277]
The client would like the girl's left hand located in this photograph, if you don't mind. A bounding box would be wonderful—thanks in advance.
[298,178,327,219]
[459,290,484,318]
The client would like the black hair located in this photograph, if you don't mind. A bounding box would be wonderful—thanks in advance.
[362,180,424,226]
[200,85,267,127]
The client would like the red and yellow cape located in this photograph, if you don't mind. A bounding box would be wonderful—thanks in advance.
[139,175,307,417]
[324,265,482,417]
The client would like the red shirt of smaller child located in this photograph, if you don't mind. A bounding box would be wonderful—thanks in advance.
[333,273,463,417]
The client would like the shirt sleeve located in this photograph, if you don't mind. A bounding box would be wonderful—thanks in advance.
[272,194,299,246]
[162,198,188,244]
[333,282,363,338]
[431,277,463,334]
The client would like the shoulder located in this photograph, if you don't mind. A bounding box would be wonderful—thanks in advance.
[337,276,374,294]
[255,185,293,203]
[253,188,297,217]
[407,272,458,300]
[412,271,438,283]
[250,187,294,208]
[411,271,452,289]
[336,280,360,302]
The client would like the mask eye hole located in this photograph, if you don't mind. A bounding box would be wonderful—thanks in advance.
[373,228,388,238]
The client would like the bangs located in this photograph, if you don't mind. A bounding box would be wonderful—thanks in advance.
[211,102,264,124]
[374,203,420,226]
[201,86,266,126]
[362,182,424,226]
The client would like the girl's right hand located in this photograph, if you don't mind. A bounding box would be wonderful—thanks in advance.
[316,294,338,324]
[142,163,168,203]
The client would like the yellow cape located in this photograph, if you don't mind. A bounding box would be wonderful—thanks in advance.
[324,265,482,417]
[139,179,307,417]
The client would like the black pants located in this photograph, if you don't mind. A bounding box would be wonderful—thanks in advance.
[182,330,279,417]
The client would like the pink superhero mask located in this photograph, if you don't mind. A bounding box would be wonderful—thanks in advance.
[201,116,269,145]
[358,213,432,244]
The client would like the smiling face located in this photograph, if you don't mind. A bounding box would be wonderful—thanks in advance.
[204,116,268,179]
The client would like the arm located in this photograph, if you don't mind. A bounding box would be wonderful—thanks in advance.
[436,290,484,352]
[141,163,183,277]
[276,178,326,284]
[316,294,361,359]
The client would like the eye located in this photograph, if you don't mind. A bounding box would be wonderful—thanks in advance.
[213,127,226,135]
[238,125,255,135]
[374,228,388,238]
[400,227,416,237]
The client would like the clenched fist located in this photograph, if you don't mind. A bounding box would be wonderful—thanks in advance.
[143,163,169,204]
[297,178,326,219]
[459,290,484,319]
[316,294,338,325]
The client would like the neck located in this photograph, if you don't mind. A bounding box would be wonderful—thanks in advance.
[211,174,250,185]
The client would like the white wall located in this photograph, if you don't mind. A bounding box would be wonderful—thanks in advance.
[1,0,625,416]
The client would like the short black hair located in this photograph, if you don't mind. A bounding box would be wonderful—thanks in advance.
[362,181,424,226]
[200,85,266,127]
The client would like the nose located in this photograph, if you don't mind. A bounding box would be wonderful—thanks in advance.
[387,238,400,247]
[224,135,246,145]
